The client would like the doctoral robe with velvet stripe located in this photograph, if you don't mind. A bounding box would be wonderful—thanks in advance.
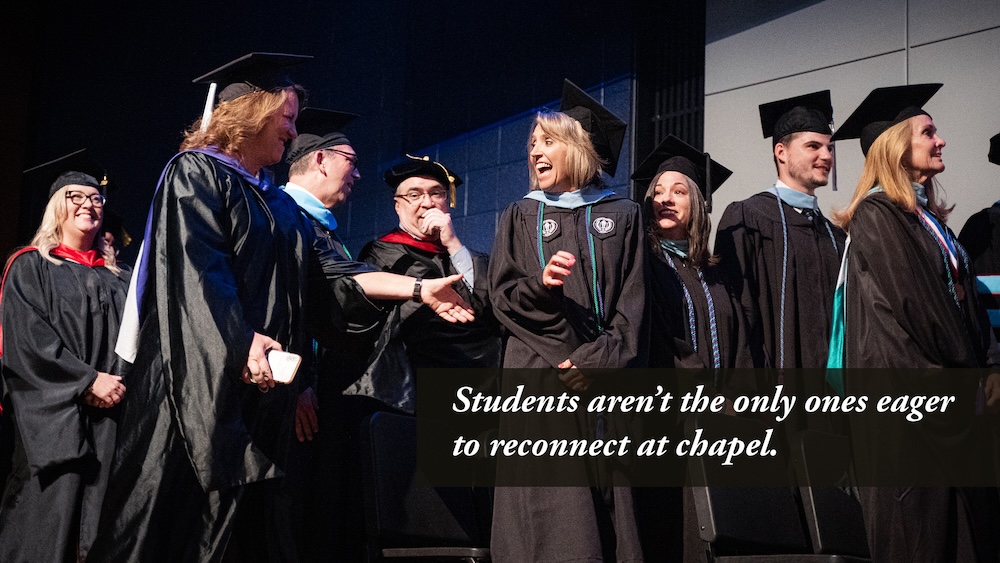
[359,236,501,373]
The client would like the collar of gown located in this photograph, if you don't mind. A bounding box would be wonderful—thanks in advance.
[769,182,818,212]
[282,182,338,231]
[522,185,616,209]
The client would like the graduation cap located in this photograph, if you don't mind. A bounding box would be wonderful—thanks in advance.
[631,135,732,213]
[988,132,999,166]
[192,52,313,130]
[830,83,943,156]
[759,90,834,146]
[559,79,627,177]
[384,154,463,208]
[285,107,360,165]
[23,148,110,199]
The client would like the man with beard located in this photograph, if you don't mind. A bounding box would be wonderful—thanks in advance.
[358,156,502,389]
[715,90,845,388]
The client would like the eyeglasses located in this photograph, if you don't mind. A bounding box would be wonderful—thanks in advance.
[395,189,448,204]
[325,148,359,168]
[65,191,106,208]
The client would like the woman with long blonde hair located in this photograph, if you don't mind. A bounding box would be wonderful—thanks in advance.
[829,83,1000,561]
[0,159,129,562]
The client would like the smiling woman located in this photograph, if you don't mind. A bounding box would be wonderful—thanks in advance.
[635,134,754,372]
[89,52,323,563]
[0,159,130,562]
[487,79,651,562]
[829,83,1000,561]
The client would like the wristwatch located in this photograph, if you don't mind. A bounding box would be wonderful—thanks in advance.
[412,276,423,303]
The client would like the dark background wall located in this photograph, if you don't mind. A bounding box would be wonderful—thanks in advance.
[2,1,704,265]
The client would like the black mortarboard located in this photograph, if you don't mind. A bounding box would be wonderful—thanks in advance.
[193,52,312,131]
[559,79,627,177]
[285,107,360,165]
[631,135,733,213]
[384,154,463,208]
[193,52,313,103]
[759,90,834,145]
[830,83,943,156]
[988,132,999,166]
[23,148,109,199]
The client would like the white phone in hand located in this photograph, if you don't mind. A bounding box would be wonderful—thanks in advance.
[267,350,302,384]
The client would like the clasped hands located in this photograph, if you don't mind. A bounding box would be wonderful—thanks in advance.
[83,371,126,408]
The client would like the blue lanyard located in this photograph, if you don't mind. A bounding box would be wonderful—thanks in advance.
[663,251,721,370]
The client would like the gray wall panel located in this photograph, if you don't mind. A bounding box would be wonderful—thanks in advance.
[909,0,1000,47]
[705,52,906,243]
[706,0,905,95]
[909,27,1000,231]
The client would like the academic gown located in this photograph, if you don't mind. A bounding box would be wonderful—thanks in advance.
[91,150,375,563]
[646,247,759,562]
[716,191,845,372]
[960,203,1000,275]
[959,203,1000,341]
[292,207,388,563]
[355,232,502,411]
[299,212,385,390]
[0,251,130,563]
[843,192,1000,561]
[648,248,755,371]
[487,193,650,563]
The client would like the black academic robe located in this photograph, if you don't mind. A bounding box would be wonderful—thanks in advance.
[648,249,755,371]
[355,233,502,411]
[294,210,387,563]
[843,193,1000,561]
[716,191,845,372]
[300,213,384,392]
[0,251,130,563]
[846,194,996,369]
[960,204,1000,276]
[647,247,762,562]
[487,194,649,563]
[959,203,1000,341]
[359,234,501,369]
[92,151,374,563]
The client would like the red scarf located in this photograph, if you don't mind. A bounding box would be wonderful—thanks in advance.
[51,244,105,268]
[379,228,447,254]
[0,244,106,414]
[0,245,103,363]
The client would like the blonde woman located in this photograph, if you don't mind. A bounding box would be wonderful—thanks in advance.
[0,160,129,563]
[488,81,648,562]
[830,83,1000,561]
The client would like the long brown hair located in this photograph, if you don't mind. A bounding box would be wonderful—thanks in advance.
[643,171,717,268]
[833,117,951,231]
